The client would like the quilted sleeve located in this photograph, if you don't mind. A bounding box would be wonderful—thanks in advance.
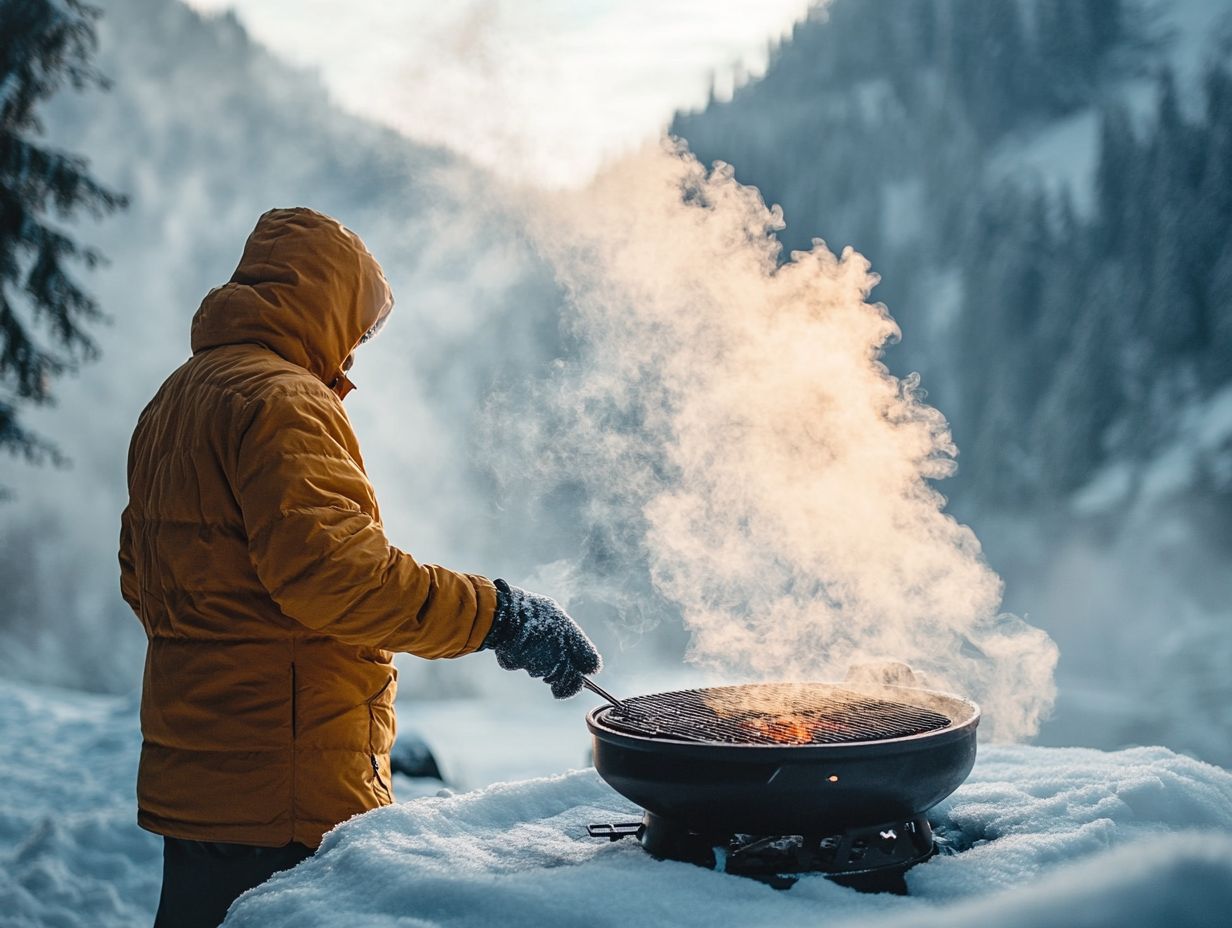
[233,383,496,658]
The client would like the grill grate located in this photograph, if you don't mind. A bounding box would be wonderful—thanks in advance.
[599,683,953,746]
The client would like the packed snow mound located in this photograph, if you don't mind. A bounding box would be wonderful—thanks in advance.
[228,746,1232,928]
[2,677,1231,928]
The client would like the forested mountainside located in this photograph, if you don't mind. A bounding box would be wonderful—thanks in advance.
[673,0,1232,764]
[0,0,563,690]
[674,0,1232,509]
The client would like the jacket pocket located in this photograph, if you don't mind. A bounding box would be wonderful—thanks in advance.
[365,673,397,751]
[366,673,396,803]
[370,754,393,804]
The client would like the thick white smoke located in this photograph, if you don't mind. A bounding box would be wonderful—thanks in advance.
[512,140,1058,740]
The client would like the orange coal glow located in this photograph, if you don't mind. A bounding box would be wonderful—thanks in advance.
[743,711,858,745]
[746,714,818,745]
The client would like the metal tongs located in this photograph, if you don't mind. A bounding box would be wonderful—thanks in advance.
[582,677,626,710]
[582,677,712,742]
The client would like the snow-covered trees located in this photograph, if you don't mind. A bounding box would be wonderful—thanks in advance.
[674,0,1230,507]
[672,2,1232,765]
[0,0,125,484]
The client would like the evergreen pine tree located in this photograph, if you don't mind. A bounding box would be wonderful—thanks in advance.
[1198,65,1232,386]
[1032,267,1123,497]
[947,0,1034,139]
[1094,103,1136,254]
[1208,237,1232,382]
[1036,0,1095,107]
[0,0,126,479]
[1083,0,1126,62]
[1142,69,1204,359]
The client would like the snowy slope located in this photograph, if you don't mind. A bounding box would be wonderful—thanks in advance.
[230,748,1232,927]
[989,0,1232,209]
[0,683,159,927]
[3,679,1231,928]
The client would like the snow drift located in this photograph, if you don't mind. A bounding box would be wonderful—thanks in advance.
[3,679,1231,928]
[227,748,1232,928]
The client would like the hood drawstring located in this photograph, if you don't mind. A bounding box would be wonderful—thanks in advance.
[330,372,357,400]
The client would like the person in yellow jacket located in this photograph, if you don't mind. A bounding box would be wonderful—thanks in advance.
[119,207,601,928]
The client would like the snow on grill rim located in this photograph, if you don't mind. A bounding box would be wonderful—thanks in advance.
[597,683,955,746]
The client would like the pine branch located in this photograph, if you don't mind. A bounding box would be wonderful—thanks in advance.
[0,0,124,470]
[1,135,126,218]
[0,2,106,134]
[0,395,62,461]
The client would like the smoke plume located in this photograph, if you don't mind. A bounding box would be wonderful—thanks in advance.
[509,140,1058,741]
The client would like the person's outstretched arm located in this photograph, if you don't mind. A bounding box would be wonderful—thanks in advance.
[234,380,495,658]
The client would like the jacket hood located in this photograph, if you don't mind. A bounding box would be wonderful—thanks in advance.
[191,208,392,396]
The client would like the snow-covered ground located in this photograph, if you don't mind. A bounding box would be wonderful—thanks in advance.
[230,757,1232,928]
[0,682,159,927]
[2,678,1231,928]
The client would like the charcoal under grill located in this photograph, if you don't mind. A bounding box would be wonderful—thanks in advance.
[601,683,953,746]
[585,680,980,891]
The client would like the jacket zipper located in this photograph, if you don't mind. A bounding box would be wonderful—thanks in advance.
[371,755,392,803]
[290,661,297,739]
[367,673,395,803]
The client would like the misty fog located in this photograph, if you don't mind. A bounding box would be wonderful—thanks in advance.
[1,0,1229,768]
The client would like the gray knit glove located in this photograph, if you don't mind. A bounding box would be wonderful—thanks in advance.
[481,579,602,698]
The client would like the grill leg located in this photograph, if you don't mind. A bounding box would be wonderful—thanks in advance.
[638,812,717,869]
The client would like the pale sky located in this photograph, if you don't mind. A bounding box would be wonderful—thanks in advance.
[184,0,816,187]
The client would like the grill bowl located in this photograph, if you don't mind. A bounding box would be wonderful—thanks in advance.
[587,682,978,837]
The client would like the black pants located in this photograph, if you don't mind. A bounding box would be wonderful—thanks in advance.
[154,837,313,928]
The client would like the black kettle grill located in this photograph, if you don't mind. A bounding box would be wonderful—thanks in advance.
[584,681,979,890]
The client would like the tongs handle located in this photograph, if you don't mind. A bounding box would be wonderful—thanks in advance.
[582,677,625,709]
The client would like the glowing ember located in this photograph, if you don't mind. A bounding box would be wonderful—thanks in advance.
[741,707,877,745]
[746,714,825,745]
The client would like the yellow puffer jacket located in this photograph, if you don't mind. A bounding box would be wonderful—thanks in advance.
[119,208,496,848]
